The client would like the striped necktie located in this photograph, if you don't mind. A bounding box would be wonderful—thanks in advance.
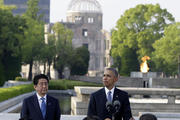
[107,91,112,102]
[40,97,46,119]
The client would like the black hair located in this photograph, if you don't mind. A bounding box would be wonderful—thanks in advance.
[33,74,49,85]
[105,67,118,78]
[82,116,100,120]
[139,113,157,120]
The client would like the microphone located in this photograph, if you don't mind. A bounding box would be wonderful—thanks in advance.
[113,100,121,113]
[106,101,113,113]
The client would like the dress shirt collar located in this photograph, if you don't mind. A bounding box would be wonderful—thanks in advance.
[36,93,47,102]
[105,86,115,98]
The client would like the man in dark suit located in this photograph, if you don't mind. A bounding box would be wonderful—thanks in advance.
[87,68,134,120]
[20,74,61,120]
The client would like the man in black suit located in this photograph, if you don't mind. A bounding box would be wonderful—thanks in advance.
[87,68,134,120]
[20,74,61,120]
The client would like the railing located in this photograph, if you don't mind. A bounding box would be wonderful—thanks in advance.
[71,86,180,116]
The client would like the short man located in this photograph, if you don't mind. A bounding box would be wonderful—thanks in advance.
[20,74,61,120]
[87,68,133,120]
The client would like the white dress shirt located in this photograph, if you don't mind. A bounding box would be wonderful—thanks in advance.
[36,93,47,108]
[105,87,115,101]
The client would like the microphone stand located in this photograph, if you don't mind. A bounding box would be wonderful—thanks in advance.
[112,100,120,120]
[106,100,120,120]
[112,113,115,120]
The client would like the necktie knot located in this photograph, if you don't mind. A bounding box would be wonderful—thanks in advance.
[41,97,45,101]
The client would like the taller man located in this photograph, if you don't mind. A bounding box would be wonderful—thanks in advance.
[87,68,133,120]
[20,74,61,120]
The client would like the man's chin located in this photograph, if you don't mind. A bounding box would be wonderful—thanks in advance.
[42,91,47,94]
[103,83,108,86]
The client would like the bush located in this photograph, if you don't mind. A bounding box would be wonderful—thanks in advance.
[48,79,102,90]
[15,77,28,81]
[0,84,34,102]
[0,79,102,102]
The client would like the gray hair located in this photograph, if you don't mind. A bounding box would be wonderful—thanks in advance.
[105,68,119,78]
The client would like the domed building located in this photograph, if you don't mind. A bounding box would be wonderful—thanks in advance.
[20,0,112,79]
[62,0,110,76]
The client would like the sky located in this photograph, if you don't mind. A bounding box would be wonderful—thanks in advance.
[50,0,180,31]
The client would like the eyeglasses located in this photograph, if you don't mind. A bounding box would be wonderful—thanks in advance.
[38,82,48,87]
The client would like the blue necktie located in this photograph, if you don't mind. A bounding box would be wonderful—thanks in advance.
[40,97,46,119]
[107,91,112,102]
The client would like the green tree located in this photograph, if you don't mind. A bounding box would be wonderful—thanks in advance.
[21,0,45,80]
[40,34,56,79]
[0,57,5,86]
[52,23,73,78]
[0,7,25,85]
[111,4,174,76]
[153,22,180,76]
[71,46,90,75]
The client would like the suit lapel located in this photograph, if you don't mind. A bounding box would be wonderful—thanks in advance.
[46,95,52,118]
[113,87,119,101]
[32,94,44,119]
[102,88,108,103]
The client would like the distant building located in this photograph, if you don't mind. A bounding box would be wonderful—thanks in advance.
[61,0,112,76]
[21,0,112,79]
[4,0,50,23]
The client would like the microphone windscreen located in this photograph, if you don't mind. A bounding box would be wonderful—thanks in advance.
[106,101,113,113]
[113,100,120,106]
[113,100,121,111]
[106,101,112,108]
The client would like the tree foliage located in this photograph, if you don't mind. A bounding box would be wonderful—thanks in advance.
[21,0,45,80]
[0,6,25,85]
[111,4,174,76]
[70,46,90,75]
[40,33,56,79]
[153,22,180,75]
[52,23,73,78]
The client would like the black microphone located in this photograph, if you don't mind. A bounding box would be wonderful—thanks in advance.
[113,100,121,113]
[106,101,113,113]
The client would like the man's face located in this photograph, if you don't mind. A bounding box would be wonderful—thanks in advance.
[103,70,118,90]
[34,78,48,97]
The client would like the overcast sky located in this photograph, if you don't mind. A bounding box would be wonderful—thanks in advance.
[50,0,180,31]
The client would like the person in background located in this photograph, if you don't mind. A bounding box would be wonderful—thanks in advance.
[87,67,134,120]
[83,115,101,120]
[139,113,157,120]
[20,74,61,120]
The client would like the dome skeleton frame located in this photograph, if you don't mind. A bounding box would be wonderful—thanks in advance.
[67,0,102,13]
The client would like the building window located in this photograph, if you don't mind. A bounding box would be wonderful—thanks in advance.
[88,17,94,23]
[75,16,81,21]
[82,29,88,37]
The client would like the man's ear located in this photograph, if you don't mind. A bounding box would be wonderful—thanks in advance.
[114,77,118,82]
[34,85,37,89]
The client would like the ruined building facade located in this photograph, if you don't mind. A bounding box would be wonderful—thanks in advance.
[62,0,105,76]
[11,0,112,78]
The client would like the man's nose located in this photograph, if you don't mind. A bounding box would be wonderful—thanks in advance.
[103,76,107,79]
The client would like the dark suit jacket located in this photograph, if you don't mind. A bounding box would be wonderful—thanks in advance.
[88,87,132,120]
[20,94,61,120]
